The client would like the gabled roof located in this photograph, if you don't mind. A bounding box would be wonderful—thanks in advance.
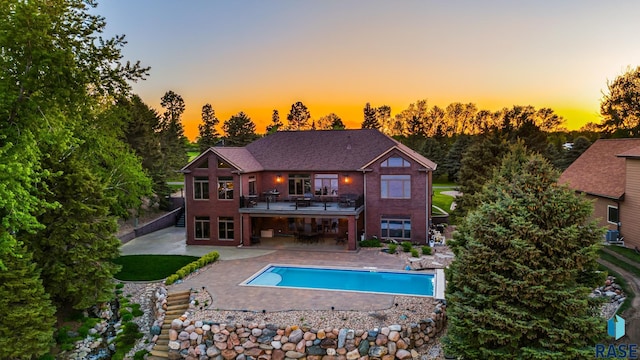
[182,129,437,173]
[559,138,640,199]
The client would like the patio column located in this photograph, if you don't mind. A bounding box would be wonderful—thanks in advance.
[347,216,357,251]
[242,215,251,246]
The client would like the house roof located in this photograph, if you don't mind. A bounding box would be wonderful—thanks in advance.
[617,145,640,159]
[559,138,640,199]
[182,129,437,173]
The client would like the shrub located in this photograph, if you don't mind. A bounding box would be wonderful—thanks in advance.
[388,244,397,254]
[422,246,432,255]
[115,283,125,289]
[164,251,220,285]
[359,238,382,247]
[401,241,413,252]
[410,248,419,257]
[121,313,134,322]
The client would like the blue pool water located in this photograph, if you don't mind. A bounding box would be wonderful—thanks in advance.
[243,265,434,297]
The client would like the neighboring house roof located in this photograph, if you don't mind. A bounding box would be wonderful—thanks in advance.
[559,138,640,199]
[183,129,437,172]
[617,145,640,159]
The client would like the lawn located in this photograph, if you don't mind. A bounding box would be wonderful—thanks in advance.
[188,151,200,161]
[432,182,458,214]
[113,255,200,281]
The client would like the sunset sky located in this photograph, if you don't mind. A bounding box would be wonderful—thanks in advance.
[98,1,640,140]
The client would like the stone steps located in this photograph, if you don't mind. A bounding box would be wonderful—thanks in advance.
[151,290,192,358]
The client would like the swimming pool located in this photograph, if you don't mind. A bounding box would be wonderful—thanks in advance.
[241,264,435,297]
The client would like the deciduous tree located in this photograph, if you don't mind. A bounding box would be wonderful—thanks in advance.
[287,101,311,130]
[317,113,345,130]
[445,145,605,359]
[600,66,640,137]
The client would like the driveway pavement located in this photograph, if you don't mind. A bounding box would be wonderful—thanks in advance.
[120,227,274,260]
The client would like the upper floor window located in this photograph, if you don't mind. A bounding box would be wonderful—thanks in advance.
[217,158,231,168]
[196,159,208,168]
[381,156,410,167]
[194,177,209,200]
[248,176,256,196]
[289,174,311,195]
[314,174,338,195]
[381,175,411,199]
[195,216,210,240]
[218,177,234,200]
[608,205,619,224]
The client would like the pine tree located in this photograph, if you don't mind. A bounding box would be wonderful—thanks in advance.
[223,112,259,146]
[266,109,284,133]
[0,246,56,359]
[198,103,220,151]
[445,145,605,359]
[361,102,380,129]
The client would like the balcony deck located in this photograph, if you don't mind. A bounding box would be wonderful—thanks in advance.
[239,199,362,216]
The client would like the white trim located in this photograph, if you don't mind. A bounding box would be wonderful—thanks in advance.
[435,269,446,300]
[607,205,619,225]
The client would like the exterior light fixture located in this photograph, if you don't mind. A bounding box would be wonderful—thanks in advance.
[276,174,282,183]
[344,174,351,184]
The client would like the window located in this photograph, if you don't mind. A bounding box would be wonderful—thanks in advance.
[381,156,410,167]
[217,158,231,168]
[314,174,338,195]
[288,174,311,195]
[195,216,210,240]
[194,177,209,200]
[248,176,256,195]
[608,205,619,224]
[381,175,411,199]
[381,218,411,239]
[196,159,208,168]
[218,217,234,241]
[218,177,234,200]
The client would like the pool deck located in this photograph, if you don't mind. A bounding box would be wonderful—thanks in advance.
[121,227,444,312]
[168,248,432,312]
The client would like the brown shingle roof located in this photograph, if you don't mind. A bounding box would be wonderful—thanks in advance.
[246,129,423,171]
[618,145,640,158]
[559,138,640,199]
[182,129,437,173]
[214,147,264,172]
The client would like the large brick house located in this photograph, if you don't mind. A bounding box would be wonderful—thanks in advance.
[559,138,640,250]
[180,129,437,250]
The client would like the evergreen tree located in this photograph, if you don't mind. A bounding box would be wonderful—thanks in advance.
[287,101,311,130]
[444,135,473,182]
[159,90,189,178]
[445,145,605,359]
[361,102,380,129]
[198,103,220,151]
[223,112,259,146]
[23,154,122,309]
[0,246,56,359]
[455,136,510,215]
[266,109,284,133]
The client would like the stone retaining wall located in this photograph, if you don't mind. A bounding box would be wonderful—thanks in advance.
[151,287,447,360]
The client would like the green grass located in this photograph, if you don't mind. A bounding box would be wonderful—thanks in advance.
[432,183,458,214]
[604,245,640,264]
[599,250,640,279]
[113,255,200,281]
[188,151,200,161]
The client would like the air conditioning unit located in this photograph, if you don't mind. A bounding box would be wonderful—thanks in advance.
[606,230,619,242]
